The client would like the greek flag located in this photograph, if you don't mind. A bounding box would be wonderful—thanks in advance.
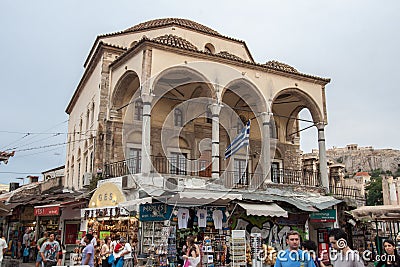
[225,120,250,159]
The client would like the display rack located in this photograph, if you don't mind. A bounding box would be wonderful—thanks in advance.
[167,226,177,267]
[201,230,228,267]
[141,221,165,254]
[250,233,262,267]
[231,230,246,267]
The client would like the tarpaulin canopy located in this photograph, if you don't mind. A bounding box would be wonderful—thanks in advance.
[118,197,153,211]
[238,202,288,217]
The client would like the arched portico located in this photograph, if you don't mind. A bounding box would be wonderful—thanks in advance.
[272,87,328,189]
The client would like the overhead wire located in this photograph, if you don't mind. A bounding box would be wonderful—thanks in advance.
[0,120,69,151]
[13,136,93,152]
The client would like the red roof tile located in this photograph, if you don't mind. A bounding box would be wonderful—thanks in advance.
[124,18,220,36]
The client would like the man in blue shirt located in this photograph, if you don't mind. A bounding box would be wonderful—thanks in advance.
[275,230,316,267]
[82,233,95,267]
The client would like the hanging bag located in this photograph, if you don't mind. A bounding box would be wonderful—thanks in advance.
[108,254,115,264]
[23,247,29,257]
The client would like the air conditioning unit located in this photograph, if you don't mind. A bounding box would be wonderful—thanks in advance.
[122,175,137,189]
[83,172,93,187]
[164,177,184,192]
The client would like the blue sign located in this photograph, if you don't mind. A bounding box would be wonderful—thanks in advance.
[139,203,173,221]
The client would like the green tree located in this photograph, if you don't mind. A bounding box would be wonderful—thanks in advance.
[365,174,383,206]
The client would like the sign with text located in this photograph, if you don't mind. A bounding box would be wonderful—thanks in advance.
[310,209,336,223]
[34,205,60,216]
[140,203,172,221]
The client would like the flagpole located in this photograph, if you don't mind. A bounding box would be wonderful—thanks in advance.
[245,142,249,185]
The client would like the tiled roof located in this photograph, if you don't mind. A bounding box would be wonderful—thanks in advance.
[215,51,243,61]
[111,36,330,83]
[355,172,370,176]
[125,18,220,36]
[152,35,198,51]
[264,60,298,73]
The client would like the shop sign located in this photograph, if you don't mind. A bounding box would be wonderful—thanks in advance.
[99,231,111,240]
[310,209,336,223]
[89,182,126,208]
[140,203,172,221]
[34,205,60,216]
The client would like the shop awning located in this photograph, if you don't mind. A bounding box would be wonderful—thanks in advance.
[163,191,242,206]
[118,197,153,211]
[178,192,242,201]
[238,202,288,218]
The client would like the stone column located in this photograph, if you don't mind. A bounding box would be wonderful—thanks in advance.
[141,94,153,175]
[210,103,222,179]
[317,122,329,191]
[140,48,152,175]
[261,112,272,185]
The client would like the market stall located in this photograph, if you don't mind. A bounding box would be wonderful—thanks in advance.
[352,205,400,256]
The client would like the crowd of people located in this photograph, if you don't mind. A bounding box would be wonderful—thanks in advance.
[79,229,137,267]
[1,227,399,267]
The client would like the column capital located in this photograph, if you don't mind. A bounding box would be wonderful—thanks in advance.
[210,102,223,115]
[316,122,326,130]
[261,111,273,123]
[141,93,153,104]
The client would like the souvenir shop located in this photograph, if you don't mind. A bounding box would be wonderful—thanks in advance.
[137,200,230,267]
[135,195,320,267]
[86,182,138,237]
[72,182,139,266]
[6,205,36,258]
[34,204,62,235]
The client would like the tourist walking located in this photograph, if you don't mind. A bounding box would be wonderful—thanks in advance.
[375,239,400,267]
[36,232,48,267]
[40,233,60,267]
[274,230,316,267]
[328,228,364,267]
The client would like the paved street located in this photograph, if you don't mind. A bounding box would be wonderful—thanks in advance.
[2,258,72,267]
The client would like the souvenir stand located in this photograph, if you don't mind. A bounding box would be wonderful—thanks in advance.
[139,202,176,267]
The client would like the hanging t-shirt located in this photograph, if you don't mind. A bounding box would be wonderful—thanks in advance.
[212,209,223,229]
[177,208,190,229]
[196,209,207,227]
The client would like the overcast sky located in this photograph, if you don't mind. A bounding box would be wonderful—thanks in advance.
[0,0,399,185]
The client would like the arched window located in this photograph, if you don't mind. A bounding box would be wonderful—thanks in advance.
[90,151,94,173]
[79,118,83,138]
[134,100,143,121]
[86,109,90,130]
[90,102,95,124]
[130,41,138,48]
[206,108,212,123]
[204,43,215,54]
[174,108,183,127]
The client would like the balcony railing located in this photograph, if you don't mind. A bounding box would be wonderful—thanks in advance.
[329,185,366,201]
[104,157,322,188]
[104,156,212,178]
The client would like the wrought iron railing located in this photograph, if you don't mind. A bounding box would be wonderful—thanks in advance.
[104,157,322,189]
[329,185,366,201]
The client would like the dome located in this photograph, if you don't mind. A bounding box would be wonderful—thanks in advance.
[125,18,220,36]
[152,34,198,51]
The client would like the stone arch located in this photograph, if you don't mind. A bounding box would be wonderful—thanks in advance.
[272,88,323,123]
[152,65,216,100]
[272,88,323,143]
[111,70,141,120]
